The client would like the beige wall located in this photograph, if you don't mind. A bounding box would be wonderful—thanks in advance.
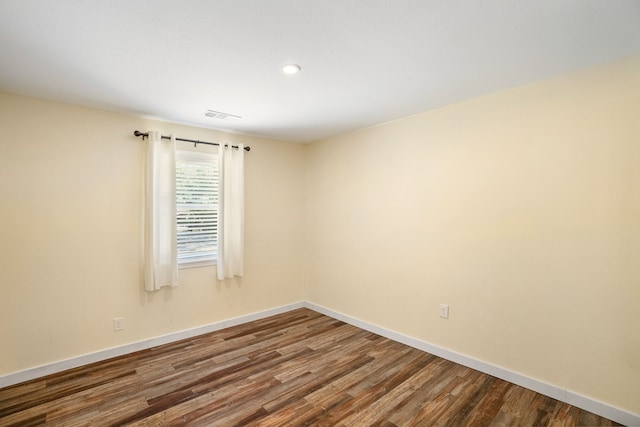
[304,54,640,413]
[0,93,305,374]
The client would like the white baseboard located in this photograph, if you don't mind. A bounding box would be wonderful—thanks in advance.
[2,300,637,426]
[303,301,639,427]
[0,301,305,389]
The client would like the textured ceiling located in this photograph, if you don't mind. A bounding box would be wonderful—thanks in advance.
[1,0,639,143]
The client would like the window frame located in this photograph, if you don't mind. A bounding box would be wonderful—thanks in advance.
[175,149,219,269]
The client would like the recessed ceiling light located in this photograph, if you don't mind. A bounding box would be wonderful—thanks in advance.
[282,64,301,75]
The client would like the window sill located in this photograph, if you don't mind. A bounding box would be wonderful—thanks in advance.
[178,259,216,269]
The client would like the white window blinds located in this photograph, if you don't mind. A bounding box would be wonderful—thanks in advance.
[175,150,218,265]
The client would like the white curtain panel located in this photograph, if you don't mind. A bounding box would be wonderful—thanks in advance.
[144,131,178,291]
[217,143,245,280]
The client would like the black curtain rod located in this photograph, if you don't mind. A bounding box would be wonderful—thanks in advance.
[133,130,251,151]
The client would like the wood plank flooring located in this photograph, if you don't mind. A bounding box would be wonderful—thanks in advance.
[0,308,621,426]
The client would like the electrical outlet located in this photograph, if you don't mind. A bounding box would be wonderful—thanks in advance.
[439,304,449,319]
[113,317,125,331]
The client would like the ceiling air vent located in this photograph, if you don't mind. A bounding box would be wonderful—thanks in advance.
[204,110,241,120]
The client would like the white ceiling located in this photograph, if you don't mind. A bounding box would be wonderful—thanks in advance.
[1,1,639,143]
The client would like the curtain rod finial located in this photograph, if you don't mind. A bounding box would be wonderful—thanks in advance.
[134,130,148,140]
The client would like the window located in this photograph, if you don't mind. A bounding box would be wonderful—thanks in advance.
[175,150,218,266]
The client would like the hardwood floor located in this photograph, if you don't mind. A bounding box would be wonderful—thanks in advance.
[0,308,621,426]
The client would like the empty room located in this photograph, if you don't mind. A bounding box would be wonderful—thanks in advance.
[0,1,638,426]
